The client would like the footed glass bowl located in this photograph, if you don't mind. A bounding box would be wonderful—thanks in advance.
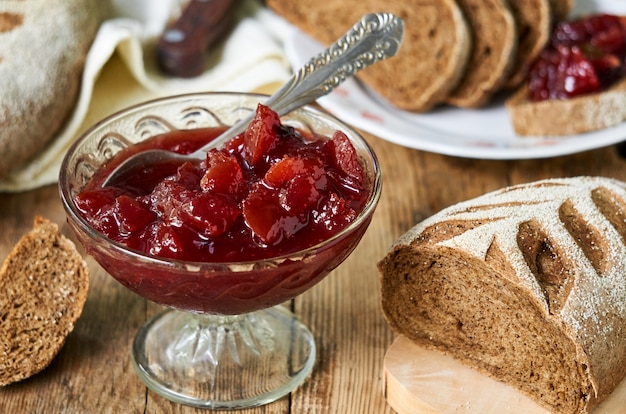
[59,92,381,409]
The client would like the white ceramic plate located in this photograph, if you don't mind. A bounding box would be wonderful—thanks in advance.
[282,1,626,159]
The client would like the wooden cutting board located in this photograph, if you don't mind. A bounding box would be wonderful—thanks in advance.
[383,336,626,414]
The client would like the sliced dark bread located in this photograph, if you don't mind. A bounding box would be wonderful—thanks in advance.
[549,0,574,20]
[266,0,472,112]
[504,0,552,89]
[446,0,517,108]
[0,217,89,386]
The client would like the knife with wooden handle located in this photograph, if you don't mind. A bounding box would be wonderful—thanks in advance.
[156,0,237,77]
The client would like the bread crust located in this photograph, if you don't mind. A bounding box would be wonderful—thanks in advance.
[266,0,472,112]
[378,177,626,414]
[0,0,108,179]
[549,0,574,20]
[0,217,89,386]
[505,77,626,136]
[504,0,552,89]
[446,0,517,108]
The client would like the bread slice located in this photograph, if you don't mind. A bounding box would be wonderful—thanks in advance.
[266,0,472,112]
[0,217,89,386]
[504,0,552,88]
[549,0,574,20]
[446,0,517,108]
[378,176,626,414]
[506,76,626,136]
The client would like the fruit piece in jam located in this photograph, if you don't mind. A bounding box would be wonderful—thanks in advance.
[74,104,369,262]
[528,14,626,102]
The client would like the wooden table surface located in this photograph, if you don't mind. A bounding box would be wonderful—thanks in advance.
[2,126,626,412]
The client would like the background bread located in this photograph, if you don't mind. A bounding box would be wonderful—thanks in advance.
[550,0,574,20]
[0,217,89,386]
[378,176,626,414]
[445,0,517,108]
[504,0,552,88]
[506,77,626,136]
[0,0,108,179]
[267,0,472,112]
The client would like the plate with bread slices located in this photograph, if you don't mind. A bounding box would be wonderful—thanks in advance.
[279,0,626,160]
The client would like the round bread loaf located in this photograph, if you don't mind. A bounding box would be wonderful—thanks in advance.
[378,176,626,414]
[0,217,89,386]
[0,0,107,179]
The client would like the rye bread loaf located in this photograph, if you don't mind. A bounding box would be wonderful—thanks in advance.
[0,217,89,386]
[505,77,626,136]
[445,0,517,108]
[378,176,626,414]
[0,0,108,179]
[266,0,472,112]
[504,0,552,89]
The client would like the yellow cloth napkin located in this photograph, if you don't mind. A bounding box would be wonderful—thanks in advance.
[0,0,291,192]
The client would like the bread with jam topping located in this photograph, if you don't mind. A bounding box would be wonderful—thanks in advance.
[378,176,626,414]
[506,76,626,136]
[266,0,472,112]
[446,0,517,108]
[0,217,89,386]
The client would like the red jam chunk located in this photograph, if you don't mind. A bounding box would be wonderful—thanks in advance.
[528,14,626,101]
[75,104,369,262]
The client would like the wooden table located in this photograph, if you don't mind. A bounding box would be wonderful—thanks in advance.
[2,128,626,412]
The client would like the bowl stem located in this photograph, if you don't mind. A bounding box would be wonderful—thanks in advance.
[131,305,316,409]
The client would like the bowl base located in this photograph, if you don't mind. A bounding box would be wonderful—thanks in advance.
[131,305,316,409]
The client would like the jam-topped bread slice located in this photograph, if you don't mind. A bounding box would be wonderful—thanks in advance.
[378,177,626,414]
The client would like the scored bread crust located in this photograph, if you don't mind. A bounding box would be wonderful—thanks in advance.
[0,0,108,179]
[505,77,626,136]
[0,217,89,386]
[446,0,517,108]
[266,0,472,112]
[504,0,552,89]
[378,177,626,414]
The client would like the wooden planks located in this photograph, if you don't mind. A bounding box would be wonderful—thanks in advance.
[1,126,626,413]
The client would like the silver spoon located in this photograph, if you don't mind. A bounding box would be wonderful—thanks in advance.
[102,13,404,187]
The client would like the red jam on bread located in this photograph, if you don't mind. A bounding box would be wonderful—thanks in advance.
[528,14,626,101]
[74,104,369,262]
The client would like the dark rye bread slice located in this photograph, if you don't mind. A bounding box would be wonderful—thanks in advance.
[505,77,626,136]
[504,0,552,89]
[0,0,108,179]
[0,217,89,386]
[378,177,626,414]
[446,0,517,108]
[549,0,574,20]
[266,0,472,112]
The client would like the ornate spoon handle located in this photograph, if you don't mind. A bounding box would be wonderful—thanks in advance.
[264,12,404,115]
[196,13,404,153]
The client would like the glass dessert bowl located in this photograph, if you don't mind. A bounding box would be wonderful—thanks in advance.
[59,92,382,409]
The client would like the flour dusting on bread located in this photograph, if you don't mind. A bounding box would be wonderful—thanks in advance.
[379,177,626,414]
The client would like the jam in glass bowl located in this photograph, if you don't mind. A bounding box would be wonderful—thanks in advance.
[59,92,382,409]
